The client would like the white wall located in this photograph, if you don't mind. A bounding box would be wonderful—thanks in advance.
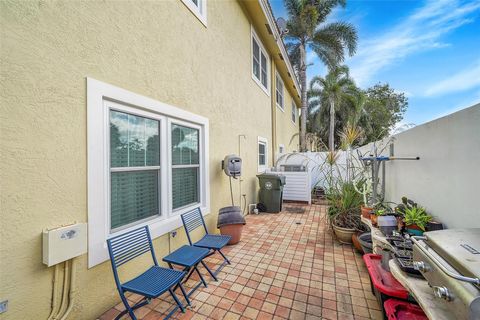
[278,104,480,229]
[364,104,480,229]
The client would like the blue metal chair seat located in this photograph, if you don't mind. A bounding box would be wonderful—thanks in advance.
[122,266,186,298]
[163,245,211,300]
[163,245,210,267]
[107,226,189,320]
[195,234,231,250]
[181,208,232,281]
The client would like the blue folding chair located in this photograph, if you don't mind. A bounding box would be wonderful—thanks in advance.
[181,207,232,281]
[106,226,189,320]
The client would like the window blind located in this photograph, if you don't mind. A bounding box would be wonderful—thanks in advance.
[171,124,200,210]
[109,110,160,230]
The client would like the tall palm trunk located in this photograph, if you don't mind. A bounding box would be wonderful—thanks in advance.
[329,97,335,151]
[299,42,307,152]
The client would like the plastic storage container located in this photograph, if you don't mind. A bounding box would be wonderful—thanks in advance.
[377,216,397,236]
[257,173,286,213]
[363,254,414,318]
[384,299,427,320]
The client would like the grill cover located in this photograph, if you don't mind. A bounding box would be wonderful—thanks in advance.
[425,228,480,279]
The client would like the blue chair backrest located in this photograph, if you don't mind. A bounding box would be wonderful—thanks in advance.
[107,226,158,270]
[181,207,208,245]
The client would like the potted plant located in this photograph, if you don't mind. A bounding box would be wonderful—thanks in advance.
[327,181,364,244]
[354,177,373,219]
[395,196,417,231]
[403,206,432,236]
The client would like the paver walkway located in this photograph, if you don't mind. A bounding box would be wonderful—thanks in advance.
[99,204,381,320]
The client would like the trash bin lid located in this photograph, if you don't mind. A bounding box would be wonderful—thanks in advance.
[256,173,285,180]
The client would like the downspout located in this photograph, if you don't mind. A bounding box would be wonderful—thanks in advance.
[271,56,277,166]
[47,264,61,320]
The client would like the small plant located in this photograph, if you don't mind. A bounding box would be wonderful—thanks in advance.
[373,201,394,215]
[395,196,417,216]
[353,176,372,207]
[403,206,432,231]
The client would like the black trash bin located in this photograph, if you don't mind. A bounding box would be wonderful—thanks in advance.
[257,173,286,213]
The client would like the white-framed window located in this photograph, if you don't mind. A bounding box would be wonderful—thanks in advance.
[291,101,297,124]
[258,136,268,172]
[181,0,207,26]
[276,72,284,111]
[87,78,210,268]
[279,144,285,154]
[251,27,270,95]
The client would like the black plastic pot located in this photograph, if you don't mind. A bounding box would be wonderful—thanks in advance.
[358,232,373,254]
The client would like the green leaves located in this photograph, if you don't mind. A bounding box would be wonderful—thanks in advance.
[403,206,432,231]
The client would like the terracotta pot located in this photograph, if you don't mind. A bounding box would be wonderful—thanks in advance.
[352,232,364,253]
[370,213,378,226]
[396,216,405,231]
[361,206,373,219]
[332,223,356,244]
[219,224,244,245]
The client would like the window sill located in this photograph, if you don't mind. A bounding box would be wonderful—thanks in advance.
[252,76,270,97]
[277,104,285,112]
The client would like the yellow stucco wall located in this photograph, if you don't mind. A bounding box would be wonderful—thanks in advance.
[275,88,300,156]
[0,1,298,319]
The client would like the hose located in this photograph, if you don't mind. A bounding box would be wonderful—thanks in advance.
[229,176,234,206]
[242,195,247,216]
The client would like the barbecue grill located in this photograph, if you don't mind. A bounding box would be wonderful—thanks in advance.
[411,229,480,320]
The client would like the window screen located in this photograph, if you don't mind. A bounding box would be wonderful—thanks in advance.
[258,142,266,166]
[252,38,260,80]
[171,124,200,210]
[109,110,160,230]
[291,102,296,123]
[276,75,284,109]
[252,34,268,90]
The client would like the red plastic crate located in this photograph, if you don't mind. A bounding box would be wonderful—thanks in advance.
[363,254,409,299]
[384,299,427,320]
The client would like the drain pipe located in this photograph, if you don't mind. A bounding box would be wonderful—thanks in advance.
[47,264,61,320]
[53,261,70,320]
[59,258,77,320]
[270,57,277,165]
[238,134,246,210]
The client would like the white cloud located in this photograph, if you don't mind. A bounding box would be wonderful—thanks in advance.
[348,0,480,87]
[424,60,480,96]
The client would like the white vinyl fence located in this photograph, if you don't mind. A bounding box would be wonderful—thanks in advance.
[269,171,311,203]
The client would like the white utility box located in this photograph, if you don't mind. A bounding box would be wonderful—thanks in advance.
[43,223,87,267]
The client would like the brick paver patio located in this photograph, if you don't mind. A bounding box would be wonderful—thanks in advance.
[99,204,381,320]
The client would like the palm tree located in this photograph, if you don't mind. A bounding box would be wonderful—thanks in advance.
[309,65,355,151]
[284,0,357,151]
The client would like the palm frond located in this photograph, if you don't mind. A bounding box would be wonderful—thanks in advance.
[318,22,358,56]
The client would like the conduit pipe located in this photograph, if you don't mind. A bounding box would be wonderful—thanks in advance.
[59,258,77,320]
[47,264,61,320]
[53,261,70,320]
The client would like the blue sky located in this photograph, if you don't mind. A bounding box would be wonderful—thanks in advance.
[270,0,480,126]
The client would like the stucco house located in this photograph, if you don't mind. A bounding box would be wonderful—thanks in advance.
[0,0,301,318]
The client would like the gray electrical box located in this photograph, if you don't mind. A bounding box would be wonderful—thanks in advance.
[222,154,242,178]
